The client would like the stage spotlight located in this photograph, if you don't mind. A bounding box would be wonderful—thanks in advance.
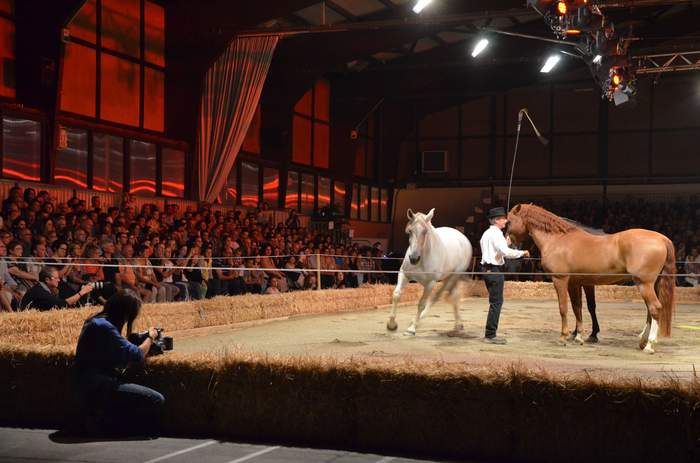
[471,39,489,58]
[412,0,433,14]
[540,55,561,73]
[556,1,568,15]
[593,54,602,64]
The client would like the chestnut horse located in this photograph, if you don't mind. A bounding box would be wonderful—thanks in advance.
[507,204,675,353]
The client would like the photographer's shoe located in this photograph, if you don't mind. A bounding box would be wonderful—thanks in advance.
[483,336,507,345]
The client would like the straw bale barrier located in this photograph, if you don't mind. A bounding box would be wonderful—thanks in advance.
[2,283,700,462]
[2,282,697,348]
[0,285,424,347]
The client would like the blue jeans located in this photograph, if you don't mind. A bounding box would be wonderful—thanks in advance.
[76,372,165,434]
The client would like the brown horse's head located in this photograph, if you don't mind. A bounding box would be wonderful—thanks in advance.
[506,204,528,244]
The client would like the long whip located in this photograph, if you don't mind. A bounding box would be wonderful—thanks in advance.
[506,108,549,212]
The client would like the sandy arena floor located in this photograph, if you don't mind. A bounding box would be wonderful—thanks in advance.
[174,297,700,381]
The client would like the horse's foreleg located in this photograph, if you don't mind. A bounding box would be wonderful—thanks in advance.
[387,272,408,331]
[552,277,570,345]
[407,281,436,336]
[583,285,599,343]
[567,284,584,345]
[638,281,662,353]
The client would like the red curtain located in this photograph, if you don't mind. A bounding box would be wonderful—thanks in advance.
[198,35,278,202]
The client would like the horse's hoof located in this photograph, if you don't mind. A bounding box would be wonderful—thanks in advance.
[454,323,464,331]
[643,343,655,354]
[556,339,567,347]
[403,330,416,337]
[387,319,398,331]
[567,333,577,342]
[574,334,584,345]
[585,335,599,344]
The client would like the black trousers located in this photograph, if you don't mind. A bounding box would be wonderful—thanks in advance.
[483,270,505,338]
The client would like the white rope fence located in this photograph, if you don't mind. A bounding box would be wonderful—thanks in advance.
[5,257,696,279]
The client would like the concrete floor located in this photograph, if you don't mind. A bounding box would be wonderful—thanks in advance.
[0,428,463,463]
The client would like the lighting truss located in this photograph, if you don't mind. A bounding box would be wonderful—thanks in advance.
[632,51,700,75]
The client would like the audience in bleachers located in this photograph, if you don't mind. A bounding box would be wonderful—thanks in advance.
[0,185,384,311]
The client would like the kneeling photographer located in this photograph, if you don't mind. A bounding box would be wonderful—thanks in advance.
[73,291,165,435]
[19,267,95,311]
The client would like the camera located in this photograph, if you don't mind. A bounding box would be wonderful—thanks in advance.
[127,327,174,356]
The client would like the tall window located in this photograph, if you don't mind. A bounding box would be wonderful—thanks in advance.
[292,80,329,168]
[93,132,123,192]
[60,0,165,132]
[350,183,359,219]
[359,185,369,221]
[55,127,89,188]
[380,188,390,223]
[241,161,259,207]
[286,171,299,210]
[161,148,185,197]
[129,140,156,195]
[0,0,15,99]
[263,167,279,206]
[318,176,330,209]
[370,186,379,222]
[300,173,315,214]
[333,181,345,216]
[2,116,41,182]
[354,114,376,178]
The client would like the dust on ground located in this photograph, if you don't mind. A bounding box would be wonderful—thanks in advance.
[173,298,700,381]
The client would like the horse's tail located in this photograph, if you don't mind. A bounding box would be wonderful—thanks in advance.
[655,239,676,337]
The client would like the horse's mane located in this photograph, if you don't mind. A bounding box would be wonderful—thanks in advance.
[561,217,607,236]
[518,204,578,234]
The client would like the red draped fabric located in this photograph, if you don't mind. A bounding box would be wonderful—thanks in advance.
[197,35,278,202]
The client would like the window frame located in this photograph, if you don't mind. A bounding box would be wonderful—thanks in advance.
[58,0,166,134]
[52,115,187,197]
[292,80,330,169]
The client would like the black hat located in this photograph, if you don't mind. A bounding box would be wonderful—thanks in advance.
[487,207,507,219]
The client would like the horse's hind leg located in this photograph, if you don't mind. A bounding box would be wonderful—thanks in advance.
[406,280,436,336]
[638,281,662,353]
[584,285,599,343]
[423,275,455,319]
[567,284,584,345]
[444,276,463,331]
[387,272,408,331]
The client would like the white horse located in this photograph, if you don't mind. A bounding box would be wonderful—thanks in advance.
[387,208,473,335]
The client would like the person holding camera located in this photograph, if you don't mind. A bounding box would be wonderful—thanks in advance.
[73,290,165,435]
[19,266,94,311]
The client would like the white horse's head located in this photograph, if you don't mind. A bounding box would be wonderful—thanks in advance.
[405,208,435,265]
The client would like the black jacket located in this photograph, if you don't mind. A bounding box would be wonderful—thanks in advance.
[19,283,69,311]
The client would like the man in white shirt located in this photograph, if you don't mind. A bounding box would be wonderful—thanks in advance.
[480,207,529,344]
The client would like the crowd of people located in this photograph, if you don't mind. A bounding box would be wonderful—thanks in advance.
[0,185,388,312]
